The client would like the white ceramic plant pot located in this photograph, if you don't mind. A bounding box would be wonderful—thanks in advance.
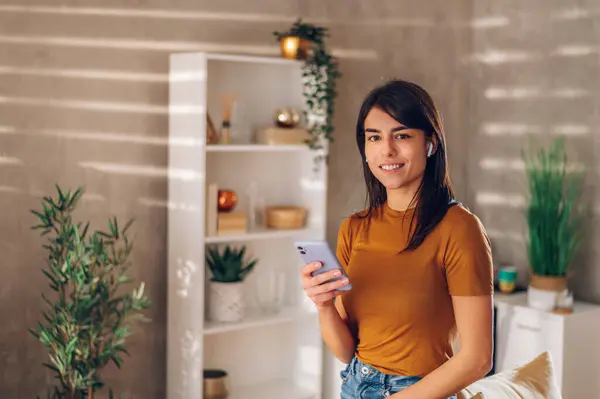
[527,274,567,311]
[208,281,244,322]
[527,285,558,312]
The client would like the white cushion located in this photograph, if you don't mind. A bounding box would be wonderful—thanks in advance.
[458,352,562,399]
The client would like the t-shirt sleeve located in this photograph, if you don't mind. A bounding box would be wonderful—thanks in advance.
[336,216,354,270]
[442,212,494,296]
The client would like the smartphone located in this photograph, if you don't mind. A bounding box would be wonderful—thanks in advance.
[294,240,352,291]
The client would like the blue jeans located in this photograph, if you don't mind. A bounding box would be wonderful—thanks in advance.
[340,357,458,399]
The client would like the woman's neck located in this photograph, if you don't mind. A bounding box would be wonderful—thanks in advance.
[386,179,422,211]
[386,191,416,211]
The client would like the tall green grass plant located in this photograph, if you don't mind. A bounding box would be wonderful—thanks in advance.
[522,137,584,277]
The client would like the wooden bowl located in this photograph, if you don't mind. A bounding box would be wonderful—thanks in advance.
[266,206,307,229]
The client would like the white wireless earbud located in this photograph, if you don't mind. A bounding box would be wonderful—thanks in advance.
[427,142,433,158]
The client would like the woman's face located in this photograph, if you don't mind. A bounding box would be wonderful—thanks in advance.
[363,107,433,191]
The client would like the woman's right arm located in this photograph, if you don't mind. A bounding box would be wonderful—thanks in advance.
[301,262,356,364]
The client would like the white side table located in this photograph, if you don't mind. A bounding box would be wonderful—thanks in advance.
[494,292,600,397]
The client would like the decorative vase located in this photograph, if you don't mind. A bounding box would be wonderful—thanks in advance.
[254,269,286,315]
[217,190,237,212]
[203,369,229,399]
[208,281,244,322]
[527,274,567,311]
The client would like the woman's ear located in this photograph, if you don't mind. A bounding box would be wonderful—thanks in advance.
[426,135,438,158]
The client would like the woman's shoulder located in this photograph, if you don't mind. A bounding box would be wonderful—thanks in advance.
[339,206,380,233]
[340,208,366,230]
[440,203,488,238]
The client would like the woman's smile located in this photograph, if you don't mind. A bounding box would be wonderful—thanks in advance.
[379,162,405,173]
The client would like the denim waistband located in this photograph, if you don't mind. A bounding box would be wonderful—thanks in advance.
[348,356,422,388]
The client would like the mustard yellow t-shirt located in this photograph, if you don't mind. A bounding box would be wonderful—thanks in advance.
[336,202,493,377]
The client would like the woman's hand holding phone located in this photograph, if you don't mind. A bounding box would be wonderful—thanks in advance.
[301,262,350,310]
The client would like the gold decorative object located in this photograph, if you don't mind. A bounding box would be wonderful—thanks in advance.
[217,190,237,212]
[275,107,300,128]
[279,36,313,60]
[266,206,307,229]
[280,36,300,59]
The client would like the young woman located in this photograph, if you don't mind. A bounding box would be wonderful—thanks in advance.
[301,79,494,399]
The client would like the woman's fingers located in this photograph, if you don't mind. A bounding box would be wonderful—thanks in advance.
[311,269,343,285]
[301,262,346,288]
[306,276,349,297]
[300,262,350,307]
[311,290,342,306]
[303,270,343,290]
[300,261,322,278]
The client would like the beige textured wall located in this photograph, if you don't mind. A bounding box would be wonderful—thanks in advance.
[324,1,474,238]
[0,0,470,397]
[466,2,600,301]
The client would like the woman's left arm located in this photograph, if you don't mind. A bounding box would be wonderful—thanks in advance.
[392,209,494,399]
[390,294,493,399]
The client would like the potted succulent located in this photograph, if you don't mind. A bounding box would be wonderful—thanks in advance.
[29,185,151,398]
[522,137,585,310]
[206,245,257,322]
[273,18,342,166]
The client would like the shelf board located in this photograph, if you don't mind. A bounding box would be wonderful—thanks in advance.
[206,227,310,243]
[228,378,316,399]
[204,307,298,336]
[206,144,308,152]
[206,53,302,66]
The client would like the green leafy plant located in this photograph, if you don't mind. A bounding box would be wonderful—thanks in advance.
[273,18,342,164]
[522,137,585,277]
[30,185,151,399]
[272,19,328,43]
[206,245,257,283]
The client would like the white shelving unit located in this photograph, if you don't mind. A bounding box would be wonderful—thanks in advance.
[206,144,310,152]
[205,227,313,244]
[167,52,327,399]
[203,306,298,336]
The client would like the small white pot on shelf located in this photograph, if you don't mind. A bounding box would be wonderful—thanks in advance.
[208,281,245,322]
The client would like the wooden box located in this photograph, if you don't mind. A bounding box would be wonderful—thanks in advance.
[217,211,247,235]
[255,127,310,145]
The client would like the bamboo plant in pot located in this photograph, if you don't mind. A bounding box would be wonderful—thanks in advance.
[206,245,257,322]
[522,137,584,311]
[29,185,151,398]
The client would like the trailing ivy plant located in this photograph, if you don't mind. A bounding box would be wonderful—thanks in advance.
[30,185,151,399]
[273,18,342,166]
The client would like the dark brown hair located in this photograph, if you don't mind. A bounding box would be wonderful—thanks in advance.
[355,79,457,251]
